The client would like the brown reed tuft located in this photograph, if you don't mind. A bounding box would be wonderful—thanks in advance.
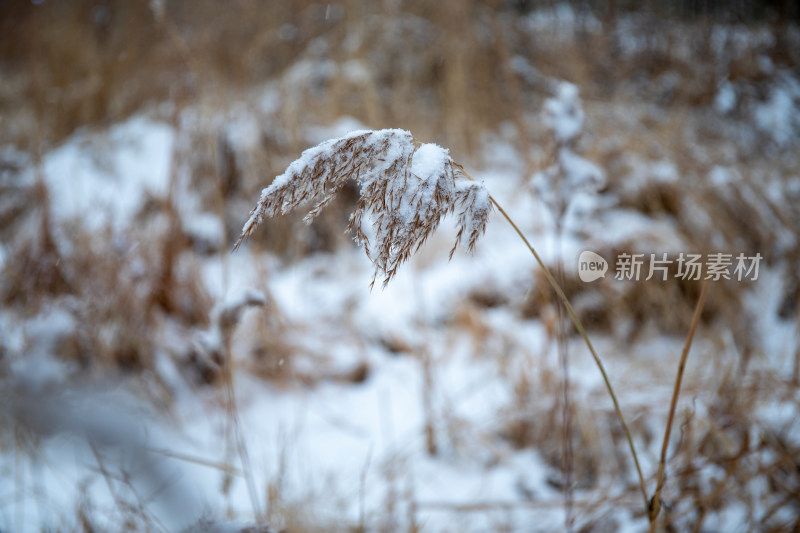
[236,129,492,287]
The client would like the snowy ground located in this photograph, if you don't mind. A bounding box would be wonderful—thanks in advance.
[2,98,797,531]
[2,7,800,532]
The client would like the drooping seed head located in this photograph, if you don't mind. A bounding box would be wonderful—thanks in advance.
[236,129,493,287]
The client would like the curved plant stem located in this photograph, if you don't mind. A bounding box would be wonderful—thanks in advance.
[488,195,650,511]
[649,279,710,530]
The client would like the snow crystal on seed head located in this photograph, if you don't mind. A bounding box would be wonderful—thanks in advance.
[238,129,493,286]
[411,143,449,181]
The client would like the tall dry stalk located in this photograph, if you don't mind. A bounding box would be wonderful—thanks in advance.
[649,280,710,530]
[482,195,649,509]
[235,128,649,512]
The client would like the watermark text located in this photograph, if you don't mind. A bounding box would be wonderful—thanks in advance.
[579,251,762,282]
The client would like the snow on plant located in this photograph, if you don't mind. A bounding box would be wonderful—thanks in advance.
[533,82,604,221]
[236,129,492,286]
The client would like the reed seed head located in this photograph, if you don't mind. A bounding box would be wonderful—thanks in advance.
[236,129,493,287]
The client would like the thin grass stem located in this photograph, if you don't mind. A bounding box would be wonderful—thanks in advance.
[649,279,710,529]
[487,195,650,511]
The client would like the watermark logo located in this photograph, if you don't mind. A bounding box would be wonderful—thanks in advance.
[578,250,608,282]
[578,251,763,282]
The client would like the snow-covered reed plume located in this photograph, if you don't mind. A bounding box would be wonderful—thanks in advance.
[236,129,492,286]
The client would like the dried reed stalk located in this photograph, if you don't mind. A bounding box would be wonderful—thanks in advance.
[649,279,710,530]
[480,194,649,509]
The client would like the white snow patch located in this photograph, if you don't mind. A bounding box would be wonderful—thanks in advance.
[715,80,737,114]
[412,143,449,181]
[544,82,584,143]
[754,80,800,146]
[42,115,174,231]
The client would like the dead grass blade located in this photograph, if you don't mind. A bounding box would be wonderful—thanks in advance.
[649,279,710,529]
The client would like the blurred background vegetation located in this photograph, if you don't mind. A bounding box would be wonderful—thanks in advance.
[1,1,800,531]
[2,0,798,150]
